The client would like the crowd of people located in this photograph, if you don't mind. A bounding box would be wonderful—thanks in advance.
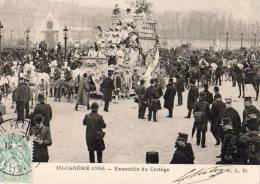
[0,42,259,165]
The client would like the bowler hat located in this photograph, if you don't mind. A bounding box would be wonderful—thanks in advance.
[91,102,99,111]
[38,93,45,100]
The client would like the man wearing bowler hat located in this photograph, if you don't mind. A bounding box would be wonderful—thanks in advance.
[33,94,53,127]
[83,102,106,163]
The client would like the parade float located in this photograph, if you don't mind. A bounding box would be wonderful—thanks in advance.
[78,0,160,93]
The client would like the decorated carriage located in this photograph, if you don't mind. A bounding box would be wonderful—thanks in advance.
[76,0,160,95]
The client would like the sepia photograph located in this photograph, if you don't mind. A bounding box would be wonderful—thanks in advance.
[0,0,259,182]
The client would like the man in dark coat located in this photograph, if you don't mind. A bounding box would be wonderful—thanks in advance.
[210,94,225,145]
[216,119,240,164]
[33,94,52,127]
[15,76,31,121]
[75,73,90,111]
[83,103,106,163]
[215,64,222,86]
[193,92,211,148]
[145,79,159,122]
[170,133,194,164]
[163,78,176,118]
[100,72,115,112]
[136,79,146,119]
[242,96,260,133]
[200,84,213,105]
[31,114,52,162]
[175,75,185,106]
[185,80,199,118]
[218,98,242,135]
[213,86,222,100]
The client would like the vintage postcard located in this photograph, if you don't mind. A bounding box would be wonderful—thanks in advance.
[0,0,259,183]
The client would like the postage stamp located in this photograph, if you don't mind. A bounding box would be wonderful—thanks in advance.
[0,119,33,183]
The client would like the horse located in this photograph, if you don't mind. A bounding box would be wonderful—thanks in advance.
[26,71,50,107]
[233,64,260,101]
[189,66,201,87]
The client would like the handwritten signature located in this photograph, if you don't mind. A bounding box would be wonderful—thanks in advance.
[173,166,234,184]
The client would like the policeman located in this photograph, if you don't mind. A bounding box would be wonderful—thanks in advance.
[200,83,213,105]
[210,93,225,145]
[145,79,159,122]
[242,97,260,133]
[218,98,241,134]
[193,92,211,148]
[170,133,195,164]
[216,118,240,164]
[136,79,146,119]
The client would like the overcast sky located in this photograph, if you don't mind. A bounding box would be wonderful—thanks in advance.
[0,0,257,20]
[50,0,256,19]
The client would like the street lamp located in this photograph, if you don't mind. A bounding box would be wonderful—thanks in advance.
[63,25,69,60]
[240,33,244,49]
[25,28,30,51]
[254,33,257,50]
[0,22,4,53]
[226,32,229,50]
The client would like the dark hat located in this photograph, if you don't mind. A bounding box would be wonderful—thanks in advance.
[204,83,209,90]
[150,79,155,85]
[190,79,195,85]
[214,86,219,92]
[244,96,252,102]
[91,102,99,111]
[146,151,159,164]
[140,79,145,84]
[33,114,44,124]
[83,73,88,78]
[225,98,232,104]
[168,78,174,83]
[177,133,188,142]
[38,93,45,100]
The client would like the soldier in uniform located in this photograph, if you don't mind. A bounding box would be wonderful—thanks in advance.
[135,79,146,119]
[218,98,242,135]
[185,79,199,119]
[175,74,185,106]
[170,133,195,164]
[163,78,176,118]
[210,94,225,145]
[242,97,260,133]
[216,118,240,164]
[193,92,211,148]
[200,84,213,105]
[145,79,159,122]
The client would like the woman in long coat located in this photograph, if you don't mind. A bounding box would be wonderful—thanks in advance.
[75,73,90,111]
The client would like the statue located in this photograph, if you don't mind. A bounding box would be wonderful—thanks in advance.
[112,4,120,15]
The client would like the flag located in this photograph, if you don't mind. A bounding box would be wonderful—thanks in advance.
[143,48,159,86]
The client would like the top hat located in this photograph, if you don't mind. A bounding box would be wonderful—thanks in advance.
[177,132,188,142]
[146,151,159,164]
[244,96,252,102]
